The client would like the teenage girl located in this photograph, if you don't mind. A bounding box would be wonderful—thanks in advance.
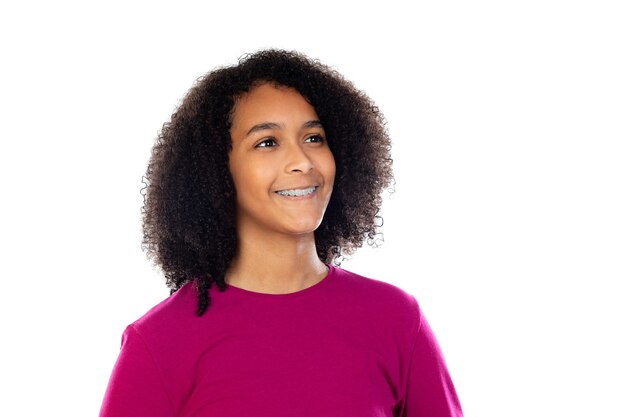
[99,49,463,417]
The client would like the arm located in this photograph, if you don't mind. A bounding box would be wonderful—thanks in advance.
[399,305,464,417]
[99,325,176,417]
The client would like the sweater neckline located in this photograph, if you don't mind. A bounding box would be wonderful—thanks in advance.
[224,264,336,299]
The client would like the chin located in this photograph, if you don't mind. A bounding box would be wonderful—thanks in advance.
[281,221,323,236]
[284,227,319,236]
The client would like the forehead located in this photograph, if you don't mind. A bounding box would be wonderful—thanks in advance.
[230,83,318,128]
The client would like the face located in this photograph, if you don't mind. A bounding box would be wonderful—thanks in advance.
[228,83,336,238]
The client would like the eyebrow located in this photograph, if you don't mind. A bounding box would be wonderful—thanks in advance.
[245,120,324,137]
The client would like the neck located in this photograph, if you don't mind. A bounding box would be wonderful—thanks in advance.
[224,226,328,294]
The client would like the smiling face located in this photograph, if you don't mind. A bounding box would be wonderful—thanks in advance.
[228,82,336,239]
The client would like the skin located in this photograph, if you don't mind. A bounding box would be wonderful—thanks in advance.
[224,83,336,294]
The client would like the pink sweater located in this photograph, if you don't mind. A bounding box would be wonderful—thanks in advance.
[100,264,463,416]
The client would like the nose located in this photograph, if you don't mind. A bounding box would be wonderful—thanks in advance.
[284,141,314,173]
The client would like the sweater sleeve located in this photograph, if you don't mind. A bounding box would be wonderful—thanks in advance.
[99,325,175,417]
[400,304,464,417]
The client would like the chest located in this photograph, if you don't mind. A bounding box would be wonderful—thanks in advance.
[177,318,399,417]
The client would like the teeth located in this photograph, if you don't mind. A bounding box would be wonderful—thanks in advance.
[277,186,316,197]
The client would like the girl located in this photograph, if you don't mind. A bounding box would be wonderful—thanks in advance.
[99,49,463,417]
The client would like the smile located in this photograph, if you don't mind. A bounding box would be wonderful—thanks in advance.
[276,186,317,197]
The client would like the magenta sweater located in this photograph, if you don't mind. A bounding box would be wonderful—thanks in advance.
[99,264,463,416]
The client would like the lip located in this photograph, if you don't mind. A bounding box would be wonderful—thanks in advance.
[274,184,319,193]
[274,185,319,200]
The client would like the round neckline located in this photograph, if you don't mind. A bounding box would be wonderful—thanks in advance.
[224,264,335,298]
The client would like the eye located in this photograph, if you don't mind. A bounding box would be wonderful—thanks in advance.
[255,138,277,148]
[304,134,325,143]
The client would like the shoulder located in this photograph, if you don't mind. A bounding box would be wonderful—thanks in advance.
[333,265,419,305]
[129,281,200,339]
[332,265,423,329]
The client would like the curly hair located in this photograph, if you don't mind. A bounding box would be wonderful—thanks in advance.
[142,49,394,316]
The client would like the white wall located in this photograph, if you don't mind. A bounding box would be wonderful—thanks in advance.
[1,1,624,416]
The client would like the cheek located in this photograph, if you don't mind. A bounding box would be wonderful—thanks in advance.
[228,156,251,199]
[321,150,336,185]
[231,159,275,198]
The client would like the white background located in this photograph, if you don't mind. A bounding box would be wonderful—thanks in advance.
[1,1,624,416]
